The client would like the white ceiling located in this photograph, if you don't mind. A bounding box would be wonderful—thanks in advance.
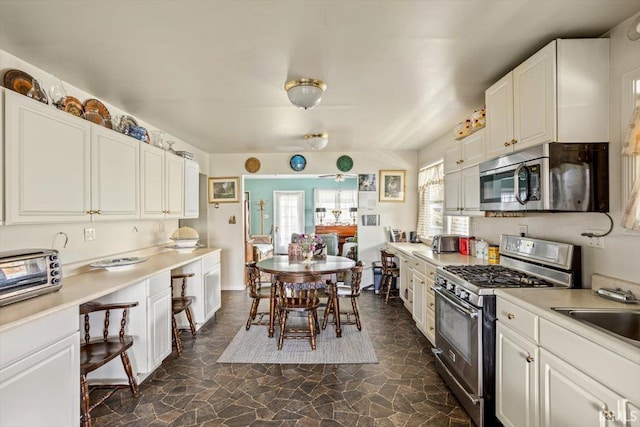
[1,1,638,154]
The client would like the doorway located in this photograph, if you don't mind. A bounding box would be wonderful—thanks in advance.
[273,191,305,254]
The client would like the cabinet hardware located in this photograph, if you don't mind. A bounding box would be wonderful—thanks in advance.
[429,302,434,307]
[459,159,464,163]
[507,313,515,319]
[525,355,534,363]
[511,139,518,145]
[429,271,434,276]
[504,141,511,147]
[429,326,434,331]
[601,411,615,421]
[95,210,102,215]
[86,210,93,214]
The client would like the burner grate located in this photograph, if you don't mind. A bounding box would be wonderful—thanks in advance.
[443,265,553,288]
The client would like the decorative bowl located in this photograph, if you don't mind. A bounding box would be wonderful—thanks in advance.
[170,238,199,248]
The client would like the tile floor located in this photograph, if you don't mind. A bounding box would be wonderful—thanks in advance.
[92,290,474,426]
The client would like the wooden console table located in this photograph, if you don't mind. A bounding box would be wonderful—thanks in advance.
[315,224,357,255]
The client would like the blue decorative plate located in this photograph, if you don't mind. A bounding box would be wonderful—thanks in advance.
[289,154,307,172]
[336,155,354,172]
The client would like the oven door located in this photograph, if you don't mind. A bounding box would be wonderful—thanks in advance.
[434,287,482,395]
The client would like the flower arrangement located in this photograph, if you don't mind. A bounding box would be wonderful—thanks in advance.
[331,209,341,222]
[295,233,323,254]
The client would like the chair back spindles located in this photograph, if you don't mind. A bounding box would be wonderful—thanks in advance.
[244,261,271,330]
[170,273,197,356]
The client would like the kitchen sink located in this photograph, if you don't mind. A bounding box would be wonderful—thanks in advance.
[551,308,640,344]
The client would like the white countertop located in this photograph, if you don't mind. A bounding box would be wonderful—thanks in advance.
[0,248,220,333]
[386,242,490,266]
[495,287,640,364]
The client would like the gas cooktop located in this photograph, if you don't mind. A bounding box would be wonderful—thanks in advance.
[442,265,554,288]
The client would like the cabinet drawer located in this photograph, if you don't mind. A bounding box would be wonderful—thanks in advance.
[147,271,171,296]
[202,251,221,272]
[412,257,427,274]
[497,298,538,342]
[424,260,437,281]
[425,308,436,345]
[426,291,436,312]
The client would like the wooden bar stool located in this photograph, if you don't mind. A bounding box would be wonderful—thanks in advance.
[380,249,400,303]
[80,301,139,427]
[275,272,322,350]
[322,261,364,333]
[171,273,197,356]
[245,261,272,330]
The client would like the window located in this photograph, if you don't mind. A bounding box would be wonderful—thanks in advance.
[314,189,357,224]
[417,162,470,239]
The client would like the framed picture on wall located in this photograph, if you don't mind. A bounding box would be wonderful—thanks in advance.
[208,177,239,203]
[358,173,377,192]
[379,170,405,202]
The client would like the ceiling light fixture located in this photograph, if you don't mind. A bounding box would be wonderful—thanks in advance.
[305,133,329,150]
[285,78,327,109]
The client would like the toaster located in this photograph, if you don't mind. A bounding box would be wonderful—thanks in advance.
[431,234,460,253]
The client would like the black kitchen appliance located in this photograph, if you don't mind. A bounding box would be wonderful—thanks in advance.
[432,235,581,427]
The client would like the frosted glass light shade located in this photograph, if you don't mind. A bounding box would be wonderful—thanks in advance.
[305,133,329,150]
[285,78,327,109]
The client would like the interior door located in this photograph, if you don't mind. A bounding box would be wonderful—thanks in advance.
[273,191,305,254]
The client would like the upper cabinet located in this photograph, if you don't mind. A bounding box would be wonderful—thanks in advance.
[443,128,486,174]
[0,90,4,225]
[485,39,609,159]
[140,144,184,219]
[183,159,200,219]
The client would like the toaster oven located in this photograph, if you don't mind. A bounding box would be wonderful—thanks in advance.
[431,235,460,253]
[0,249,62,307]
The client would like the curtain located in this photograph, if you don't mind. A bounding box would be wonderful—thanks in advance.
[621,104,640,230]
[417,163,444,238]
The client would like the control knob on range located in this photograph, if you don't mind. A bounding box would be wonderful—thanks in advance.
[459,290,469,300]
[454,287,461,297]
[446,283,455,291]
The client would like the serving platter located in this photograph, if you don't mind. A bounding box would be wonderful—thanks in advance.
[62,96,84,117]
[3,69,48,104]
[89,257,147,271]
[84,98,111,120]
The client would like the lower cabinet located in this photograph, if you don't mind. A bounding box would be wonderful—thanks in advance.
[0,306,80,427]
[146,272,172,372]
[412,266,426,334]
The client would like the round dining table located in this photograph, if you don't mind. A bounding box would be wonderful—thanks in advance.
[256,255,356,338]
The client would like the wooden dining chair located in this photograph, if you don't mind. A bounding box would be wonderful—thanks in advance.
[80,301,139,427]
[171,273,197,356]
[322,261,364,332]
[380,249,400,303]
[275,272,323,350]
[245,261,272,330]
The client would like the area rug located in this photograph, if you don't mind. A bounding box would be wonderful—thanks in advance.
[217,317,378,364]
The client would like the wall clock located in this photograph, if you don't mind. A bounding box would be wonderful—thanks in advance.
[289,154,307,172]
[336,155,354,172]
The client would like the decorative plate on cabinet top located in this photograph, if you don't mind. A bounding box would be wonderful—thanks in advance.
[289,154,307,172]
[62,96,84,117]
[89,257,147,271]
[3,69,48,104]
[245,157,261,173]
[84,98,111,121]
[336,155,354,172]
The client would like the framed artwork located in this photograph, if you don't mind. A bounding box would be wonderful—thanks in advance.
[358,173,377,192]
[208,176,239,203]
[379,170,405,202]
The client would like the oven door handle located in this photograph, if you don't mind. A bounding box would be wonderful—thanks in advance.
[434,287,478,319]
[431,348,481,405]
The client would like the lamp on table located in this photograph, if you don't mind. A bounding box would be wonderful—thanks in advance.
[349,207,358,225]
[315,207,326,225]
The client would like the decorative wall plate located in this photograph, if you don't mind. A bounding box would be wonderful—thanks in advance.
[336,155,354,172]
[62,96,84,117]
[84,98,111,120]
[289,154,307,172]
[245,157,261,173]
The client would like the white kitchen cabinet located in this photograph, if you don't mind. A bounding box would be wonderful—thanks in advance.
[141,143,185,219]
[443,128,485,175]
[5,90,92,223]
[423,259,436,346]
[396,252,413,312]
[495,322,539,427]
[172,250,222,329]
[91,125,140,220]
[0,89,4,225]
[0,306,79,427]
[183,159,200,218]
[146,272,172,372]
[444,165,481,215]
[411,257,427,336]
[485,39,609,159]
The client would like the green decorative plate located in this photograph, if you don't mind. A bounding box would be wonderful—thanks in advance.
[336,155,354,172]
[289,154,307,172]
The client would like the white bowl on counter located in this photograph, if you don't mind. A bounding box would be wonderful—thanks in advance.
[170,238,199,248]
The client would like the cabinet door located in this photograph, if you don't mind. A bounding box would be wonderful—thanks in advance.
[183,159,200,218]
[203,264,222,320]
[461,165,481,212]
[443,142,462,174]
[444,172,461,214]
[0,333,79,427]
[412,272,426,334]
[540,348,623,427]
[0,90,4,225]
[461,128,485,167]
[146,288,172,372]
[496,322,538,427]
[513,40,556,149]
[5,91,92,223]
[140,143,165,219]
[485,72,514,158]
[91,126,140,220]
[165,154,185,218]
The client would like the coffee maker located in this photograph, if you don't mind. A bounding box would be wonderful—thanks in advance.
[409,231,419,243]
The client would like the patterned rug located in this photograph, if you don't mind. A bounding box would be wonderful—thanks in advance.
[217,316,378,364]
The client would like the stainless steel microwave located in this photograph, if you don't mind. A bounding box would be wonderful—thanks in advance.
[479,143,609,212]
[0,249,62,306]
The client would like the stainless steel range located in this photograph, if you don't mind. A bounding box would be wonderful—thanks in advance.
[432,234,581,427]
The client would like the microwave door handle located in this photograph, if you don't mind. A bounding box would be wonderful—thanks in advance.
[514,164,530,205]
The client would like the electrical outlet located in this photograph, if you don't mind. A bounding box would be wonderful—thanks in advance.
[518,225,528,236]
[84,228,96,241]
[585,229,605,249]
